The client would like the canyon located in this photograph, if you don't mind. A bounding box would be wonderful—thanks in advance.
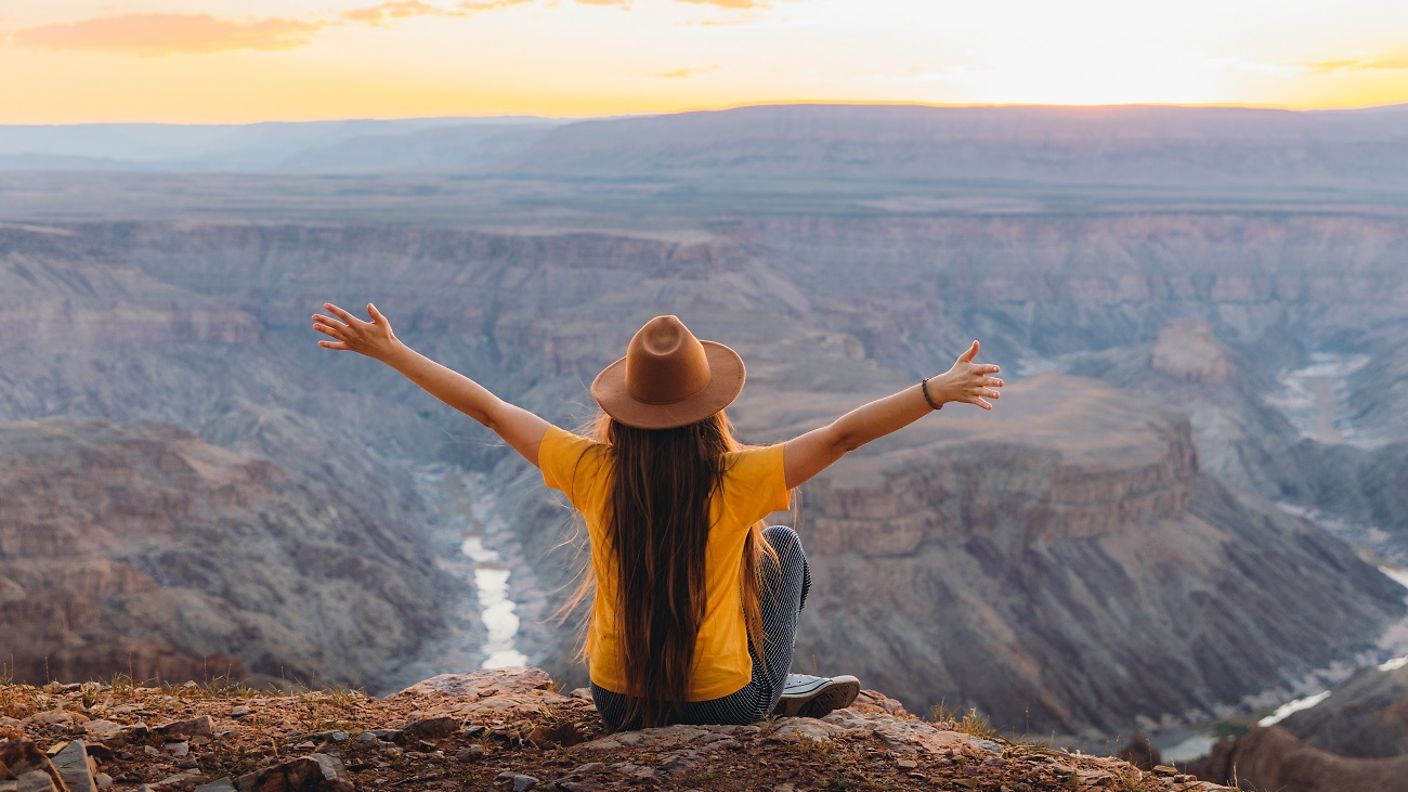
[2,104,1407,757]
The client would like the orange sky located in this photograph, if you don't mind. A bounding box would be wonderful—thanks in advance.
[4,0,1408,123]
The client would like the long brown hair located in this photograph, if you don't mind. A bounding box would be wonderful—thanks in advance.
[555,408,779,728]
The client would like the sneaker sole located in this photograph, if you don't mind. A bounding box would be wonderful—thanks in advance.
[773,676,861,718]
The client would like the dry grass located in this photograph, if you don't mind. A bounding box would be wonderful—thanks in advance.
[928,700,999,740]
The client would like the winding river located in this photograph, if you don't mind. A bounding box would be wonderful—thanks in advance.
[1157,349,1407,762]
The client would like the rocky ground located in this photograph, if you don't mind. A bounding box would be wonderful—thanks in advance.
[0,667,1231,791]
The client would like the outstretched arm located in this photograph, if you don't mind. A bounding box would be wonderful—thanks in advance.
[312,301,549,465]
[782,339,1003,489]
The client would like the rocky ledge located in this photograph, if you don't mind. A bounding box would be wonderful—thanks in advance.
[0,667,1231,791]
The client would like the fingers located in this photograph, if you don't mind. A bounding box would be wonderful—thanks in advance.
[323,302,365,327]
[366,302,387,325]
[959,339,979,363]
[984,377,1004,387]
[317,340,350,351]
[976,396,993,410]
[312,322,348,341]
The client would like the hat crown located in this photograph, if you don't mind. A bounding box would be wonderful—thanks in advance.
[624,315,711,404]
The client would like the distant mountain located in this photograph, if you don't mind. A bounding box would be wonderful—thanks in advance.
[2,104,1406,186]
[498,103,1408,187]
[0,116,562,173]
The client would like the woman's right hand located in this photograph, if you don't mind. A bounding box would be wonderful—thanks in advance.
[935,340,1004,410]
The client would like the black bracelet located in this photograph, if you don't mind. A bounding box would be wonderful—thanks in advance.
[919,377,943,410]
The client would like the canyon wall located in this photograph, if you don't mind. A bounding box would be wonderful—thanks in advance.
[2,208,1405,740]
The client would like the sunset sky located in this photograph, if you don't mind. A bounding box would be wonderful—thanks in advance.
[4,0,1408,124]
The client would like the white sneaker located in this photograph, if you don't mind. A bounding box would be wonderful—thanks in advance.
[771,673,861,718]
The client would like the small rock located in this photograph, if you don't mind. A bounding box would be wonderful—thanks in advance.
[969,738,1002,754]
[233,753,353,792]
[22,710,77,728]
[561,762,602,778]
[609,764,656,781]
[769,719,851,744]
[166,741,190,757]
[397,716,460,743]
[194,780,236,792]
[494,772,539,792]
[16,770,59,792]
[94,773,113,791]
[568,688,593,700]
[157,716,213,739]
[1,737,66,791]
[896,758,918,770]
[52,739,98,792]
[527,722,583,747]
[657,750,700,775]
[1153,764,1177,776]
[149,769,202,789]
[230,706,251,718]
[454,744,486,762]
[82,720,123,743]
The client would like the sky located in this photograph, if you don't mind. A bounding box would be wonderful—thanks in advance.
[3,0,1408,124]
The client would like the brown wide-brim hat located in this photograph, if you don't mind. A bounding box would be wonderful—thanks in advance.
[591,314,745,430]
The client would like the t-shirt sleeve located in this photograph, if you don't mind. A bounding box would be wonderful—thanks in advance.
[538,424,601,508]
[726,442,792,525]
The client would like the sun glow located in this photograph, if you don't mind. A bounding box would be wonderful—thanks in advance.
[2,0,1407,123]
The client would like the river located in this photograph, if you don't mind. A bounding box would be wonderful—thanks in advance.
[402,463,529,683]
[1156,348,1405,762]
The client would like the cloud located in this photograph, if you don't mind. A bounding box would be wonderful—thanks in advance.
[653,64,718,78]
[12,2,529,56]
[341,1,459,24]
[1306,56,1408,74]
[12,13,323,55]
[460,0,533,8]
[9,0,771,57]
[675,0,767,7]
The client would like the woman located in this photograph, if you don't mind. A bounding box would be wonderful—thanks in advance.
[311,304,1003,731]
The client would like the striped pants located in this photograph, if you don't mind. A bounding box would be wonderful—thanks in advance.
[590,524,812,732]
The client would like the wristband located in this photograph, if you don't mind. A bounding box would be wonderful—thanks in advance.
[920,378,944,410]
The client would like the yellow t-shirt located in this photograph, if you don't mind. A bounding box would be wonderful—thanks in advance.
[537,423,792,701]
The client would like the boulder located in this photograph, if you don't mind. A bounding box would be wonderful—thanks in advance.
[394,668,554,700]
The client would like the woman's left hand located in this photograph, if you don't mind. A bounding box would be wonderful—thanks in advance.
[312,302,402,361]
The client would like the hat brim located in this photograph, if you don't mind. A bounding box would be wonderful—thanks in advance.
[590,340,746,430]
